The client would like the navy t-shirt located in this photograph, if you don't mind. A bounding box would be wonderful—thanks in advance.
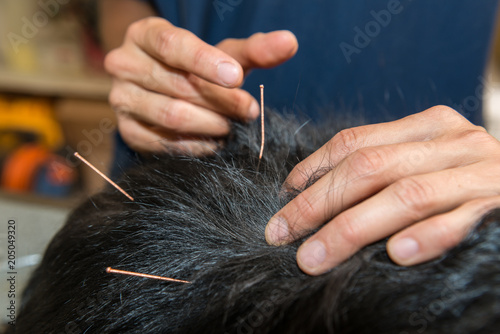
[111,0,499,176]
[146,0,498,124]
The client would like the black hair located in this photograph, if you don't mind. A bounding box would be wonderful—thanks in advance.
[8,111,500,334]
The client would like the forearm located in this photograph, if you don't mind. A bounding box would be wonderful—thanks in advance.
[98,0,156,52]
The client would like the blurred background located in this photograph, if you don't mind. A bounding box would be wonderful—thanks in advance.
[0,0,113,200]
[0,0,114,320]
[1,0,500,329]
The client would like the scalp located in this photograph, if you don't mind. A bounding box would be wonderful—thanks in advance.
[9,111,500,334]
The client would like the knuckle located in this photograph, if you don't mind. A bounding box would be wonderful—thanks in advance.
[158,101,188,130]
[423,105,469,126]
[348,147,387,178]
[330,127,364,156]
[392,177,434,218]
[108,87,130,113]
[473,125,488,133]
[462,197,500,221]
[285,163,311,191]
[103,49,122,74]
[230,91,252,117]
[425,105,460,119]
[459,128,498,148]
[113,106,132,120]
[126,18,145,36]
[335,214,363,248]
[249,32,265,41]
[175,72,198,99]
[156,29,179,60]
[104,47,139,78]
[123,20,139,41]
[108,87,121,108]
[129,17,163,37]
[138,17,160,29]
[287,161,334,197]
[434,220,463,250]
[142,63,161,90]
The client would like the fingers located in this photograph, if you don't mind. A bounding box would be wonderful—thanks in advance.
[267,143,436,243]
[216,30,298,72]
[118,116,218,155]
[112,82,224,155]
[284,106,473,191]
[294,164,500,275]
[105,18,298,154]
[106,52,260,121]
[267,129,492,245]
[128,18,244,87]
[109,80,231,136]
[387,196,500,265]
[105,18,261,124]
[264,105,500,275]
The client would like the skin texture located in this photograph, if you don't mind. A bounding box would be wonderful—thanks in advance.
[100,2,500,276]
[265,106,500,275]
[10,111,500,333]
[100,1,298,154]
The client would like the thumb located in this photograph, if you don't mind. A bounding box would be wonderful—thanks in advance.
[216,30,298,73]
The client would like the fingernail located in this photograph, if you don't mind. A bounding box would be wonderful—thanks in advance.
[266,216,289,245]
[217,62,240,86]
[248,100,260,119]
[391,238,419,260]
[298,240,326,270]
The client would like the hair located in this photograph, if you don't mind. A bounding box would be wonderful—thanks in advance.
[8,111,500,334]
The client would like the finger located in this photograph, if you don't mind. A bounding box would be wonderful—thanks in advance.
[106,48,260,120]
[295,165,499,275]
[387,196,500,266]
[109,80,231,136]
[117,116,218,155]
[129,17,244,87]
[141,66,260,120]
[268,131,494,245]
[216,30,298,73]
[284,106,474,191]
[173,73,259,120]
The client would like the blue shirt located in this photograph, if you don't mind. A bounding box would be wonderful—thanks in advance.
[146,0,498,124]
[111,0,499,177]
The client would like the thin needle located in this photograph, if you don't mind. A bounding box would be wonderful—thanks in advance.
[106,267,191,284]
[74,152,134,201]
[259,84,265,160]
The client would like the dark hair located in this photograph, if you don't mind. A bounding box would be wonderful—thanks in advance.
[9,111,500,334]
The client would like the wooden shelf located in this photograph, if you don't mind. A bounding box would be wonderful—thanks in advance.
[0,66,111,100]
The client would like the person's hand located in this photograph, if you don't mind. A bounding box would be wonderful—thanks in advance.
[104,17,298,154]
[265,106,500,275]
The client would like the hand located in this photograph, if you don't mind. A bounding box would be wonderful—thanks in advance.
[265,106,500,275]
[104,17,298,154]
